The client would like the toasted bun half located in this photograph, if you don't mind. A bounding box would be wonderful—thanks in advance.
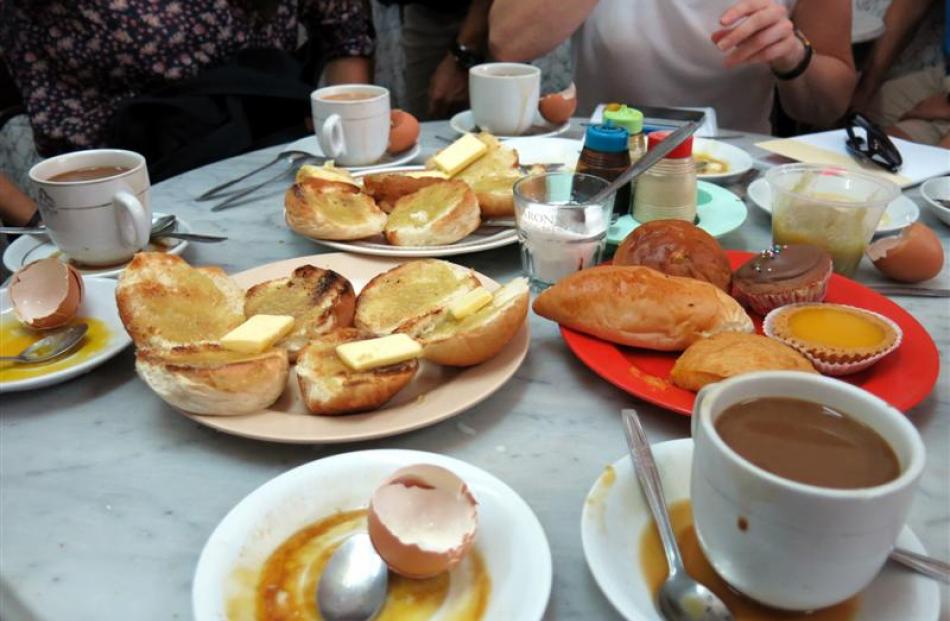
[354,259,480,336]
[384,180,480,246]
[295,328,418,415]
[362,173,444,213]
[469,173,519,218]
[135,344,289,415]
[420,278,529,366]
[116,253,245,349]
[533,265,754,351]
[244,264,356,359]
[285,179,387,241]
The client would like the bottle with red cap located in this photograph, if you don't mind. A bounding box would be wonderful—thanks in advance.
[632,130,697,223]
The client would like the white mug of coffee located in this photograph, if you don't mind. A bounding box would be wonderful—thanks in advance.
[690,371,924,611]
[311,85,390,167]
[469,63,541,136]
[28,149,152,267]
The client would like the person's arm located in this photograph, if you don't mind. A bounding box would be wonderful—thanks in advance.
[489,0,598,62]
[851,0,935,112]
[0,174,37,227]
[428,0,492,118]
[324,56,372,84]
[304,0,375,85]
[712,0,856,127]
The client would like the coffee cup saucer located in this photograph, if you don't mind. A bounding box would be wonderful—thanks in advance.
[3,211,190,279]
[580,438,940,621]
[280,136,421,172]
[450,110,570,140]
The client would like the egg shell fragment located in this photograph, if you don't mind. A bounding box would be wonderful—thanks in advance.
[538,82,577,125]
[9,258,84,329]
[866,222,944,283]
[367,464,478,579]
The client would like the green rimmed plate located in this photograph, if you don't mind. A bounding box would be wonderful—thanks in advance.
[607,181,747,245]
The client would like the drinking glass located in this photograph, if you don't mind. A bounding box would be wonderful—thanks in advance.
[513,172,614,290]
[767,164,899,276]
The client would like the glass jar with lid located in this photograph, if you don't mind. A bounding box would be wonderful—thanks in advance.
[632,131,697,223]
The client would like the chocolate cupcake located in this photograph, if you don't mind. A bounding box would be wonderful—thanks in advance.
[731,245,833,315]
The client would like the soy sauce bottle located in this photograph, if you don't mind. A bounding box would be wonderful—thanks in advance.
[575,123,631,218]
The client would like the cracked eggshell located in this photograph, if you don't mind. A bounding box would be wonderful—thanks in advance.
[367,464,478,579]
[9,258,84,329]
[866,222,944,283]
[538,82,577,125]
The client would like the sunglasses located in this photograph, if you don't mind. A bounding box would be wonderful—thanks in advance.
[845,112,903,173]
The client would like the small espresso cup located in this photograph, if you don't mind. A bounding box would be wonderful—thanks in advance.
[690,372,924,611]
[469,62,541,136]
[29,149,152,266]
[311,84,390,167]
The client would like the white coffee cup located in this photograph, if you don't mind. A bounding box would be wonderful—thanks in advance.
[690,371,924,611]
[29,149,152,266]
[311,84,390,167]
[469,63,541,136]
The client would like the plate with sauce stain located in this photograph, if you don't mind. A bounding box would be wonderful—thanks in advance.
[2,211,191,278]
[193,449,552,621]
[560,251,939,415]
[580,439,940,621]
[0,277,131,392]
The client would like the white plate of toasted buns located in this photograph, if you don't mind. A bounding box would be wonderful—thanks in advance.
[115,252,529,443]
[193,449,552,621]
[283,133,540,257]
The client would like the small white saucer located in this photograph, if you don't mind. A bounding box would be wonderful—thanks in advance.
[747,178,920,235]
[281,135,421,171]
[693,138,754,183]
[3,212,190,278]
[581,439,940,621]
[450,110,570,140]
[920,176,950,227]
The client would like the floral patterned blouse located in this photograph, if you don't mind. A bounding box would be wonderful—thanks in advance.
[0,0,374,156]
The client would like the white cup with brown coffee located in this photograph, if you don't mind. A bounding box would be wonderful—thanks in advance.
[469,62,541,136]
[310,85,390,167]
[28,149,152,267]
[690,371,925,611]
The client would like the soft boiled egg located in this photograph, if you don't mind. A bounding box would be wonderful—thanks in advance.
[367,464,478,579]
[389,109,420,154]
[538,82,577,125]
[9,258,84,329]
[866,222,944,283]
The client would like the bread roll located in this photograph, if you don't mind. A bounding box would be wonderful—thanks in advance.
[136,344,288,415]
[244,265,355,359]
[614,220,732,291]
[384,180,480,246]
[533,265,753,351]
[116,252,245,349]
[295,328,418,415]
[362,173,443,213]
[285,178,387,241]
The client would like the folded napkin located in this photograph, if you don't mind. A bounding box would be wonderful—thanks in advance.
[757,130,950,188]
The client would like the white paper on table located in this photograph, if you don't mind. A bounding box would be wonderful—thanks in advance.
[757,129,950,188]
[590,105,719,137]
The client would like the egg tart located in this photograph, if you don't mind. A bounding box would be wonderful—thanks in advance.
[763,303,902,375]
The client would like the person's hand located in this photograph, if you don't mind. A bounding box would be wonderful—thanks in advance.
[900,92,950,122]
[712,0,806,74]
[428,54,469,119]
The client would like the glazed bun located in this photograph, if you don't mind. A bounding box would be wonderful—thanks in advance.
[614,220,732,292]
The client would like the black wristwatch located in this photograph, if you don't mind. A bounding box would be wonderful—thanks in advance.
[450,41,485,70]
[773,27,813,81]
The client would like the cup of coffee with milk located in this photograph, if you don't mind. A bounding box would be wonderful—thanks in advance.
[469,62,541,136]
[311,84,390,167]
[690,371,924,611]
[29,149,152,266]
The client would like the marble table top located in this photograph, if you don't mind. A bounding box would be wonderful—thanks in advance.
[1,120,947,620]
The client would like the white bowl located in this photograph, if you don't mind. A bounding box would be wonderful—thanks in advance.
[920,176,950,227]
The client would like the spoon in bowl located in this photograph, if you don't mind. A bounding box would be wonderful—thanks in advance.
[621,409,735,621]
[0,323,88,364]
[317,533,388,621]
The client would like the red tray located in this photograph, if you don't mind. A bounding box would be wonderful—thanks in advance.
[560,251,940,416]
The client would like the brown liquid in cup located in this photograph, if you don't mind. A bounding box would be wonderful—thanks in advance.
[322,91,375,101]
[716,398,900,489]
[47,166,131,182]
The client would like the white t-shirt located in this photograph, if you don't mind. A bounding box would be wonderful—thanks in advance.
[573,0,797,133]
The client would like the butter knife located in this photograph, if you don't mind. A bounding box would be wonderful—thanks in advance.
[867,285,950,298]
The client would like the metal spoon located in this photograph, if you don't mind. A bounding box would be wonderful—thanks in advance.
[317,533,388,621]
[0,323,88,364]
[1,214,177,237]
[621,409,735,621]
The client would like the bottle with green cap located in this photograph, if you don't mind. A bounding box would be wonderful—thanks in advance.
[575,122,631,218]
[603,104,647,164]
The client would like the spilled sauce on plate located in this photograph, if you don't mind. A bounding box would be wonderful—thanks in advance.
[0,313,111,382]
[227,509,491,621]
[639,500,859,621]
